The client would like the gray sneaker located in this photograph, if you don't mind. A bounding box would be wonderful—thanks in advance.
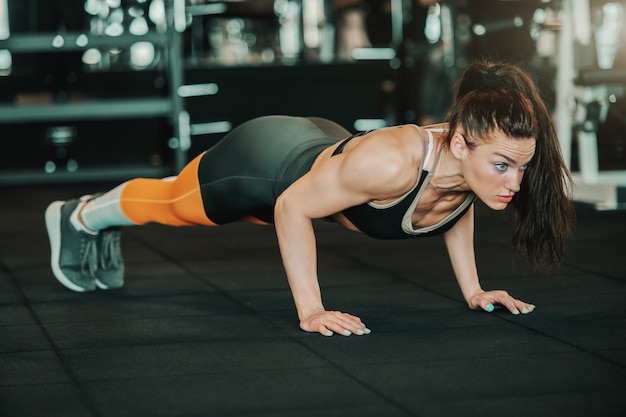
[45,200,98,292]
[78,194,125,290]
[95,227,125,289]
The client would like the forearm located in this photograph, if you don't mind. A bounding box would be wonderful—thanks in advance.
[443,207,537,315]
[443,206,482,304]
[445,234,482,303]
[274,200,325,320]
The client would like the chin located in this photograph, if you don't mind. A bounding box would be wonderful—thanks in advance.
[483,200,509,211]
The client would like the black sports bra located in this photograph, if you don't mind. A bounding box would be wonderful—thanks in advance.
[331,126,476,239]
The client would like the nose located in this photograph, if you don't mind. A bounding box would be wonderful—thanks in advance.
[506,171,522,193]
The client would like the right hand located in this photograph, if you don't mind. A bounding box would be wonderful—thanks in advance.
[300,309,371,337]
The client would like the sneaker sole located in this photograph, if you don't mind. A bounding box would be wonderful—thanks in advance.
[45,201,93,292]
[95,279,122,290]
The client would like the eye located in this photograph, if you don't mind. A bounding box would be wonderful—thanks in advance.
[520,164,529,171]
[494,163,507,171]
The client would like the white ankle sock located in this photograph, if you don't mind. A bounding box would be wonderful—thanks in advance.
[80,182,135,231]
[70,201,99,235]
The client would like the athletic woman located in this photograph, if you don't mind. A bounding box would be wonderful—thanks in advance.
[45,61,575,337]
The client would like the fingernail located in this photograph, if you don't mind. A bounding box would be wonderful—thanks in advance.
[486,304,494,312]
[325,330,333,336]
[343,330,352,336]
[356,329,364,335]
[522,307,529,314]
[513,309,520,315]
[364,328,372,334]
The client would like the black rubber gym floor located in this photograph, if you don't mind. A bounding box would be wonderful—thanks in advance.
[1,183,625,417]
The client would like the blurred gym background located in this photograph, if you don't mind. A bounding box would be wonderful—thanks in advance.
[0,0,624,207]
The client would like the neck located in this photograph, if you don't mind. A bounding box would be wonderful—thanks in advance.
[429,145,469,192]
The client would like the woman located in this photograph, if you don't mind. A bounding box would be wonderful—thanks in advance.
[45,61,575,337]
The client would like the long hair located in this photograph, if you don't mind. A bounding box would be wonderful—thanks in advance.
[445,61,575,271]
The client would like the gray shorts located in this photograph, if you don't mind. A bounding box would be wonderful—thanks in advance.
[197,115,350,224]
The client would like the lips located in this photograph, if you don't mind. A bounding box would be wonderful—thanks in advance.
[497,195,513,203]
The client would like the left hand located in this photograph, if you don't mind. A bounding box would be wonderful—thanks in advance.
[468,290,536,315]
[299,309,371,336]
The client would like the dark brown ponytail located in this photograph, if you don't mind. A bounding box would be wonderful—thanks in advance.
[446,61,575,271]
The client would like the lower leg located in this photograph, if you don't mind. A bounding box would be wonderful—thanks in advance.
[78,153,214,231]
[76,183,135,232]
[47,153,211,292]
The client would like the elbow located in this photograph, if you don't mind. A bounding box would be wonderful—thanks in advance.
[274,193,300,226]
[275,192,316,228]
[274,194,288,224]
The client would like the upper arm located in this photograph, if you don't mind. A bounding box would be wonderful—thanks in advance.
[444,203,475,245]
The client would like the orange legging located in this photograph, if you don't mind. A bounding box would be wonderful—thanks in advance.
[118,152,268,226]
[119,153,218,226]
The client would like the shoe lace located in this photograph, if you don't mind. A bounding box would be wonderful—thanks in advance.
[80,238,99,279]
[99,229,122,269]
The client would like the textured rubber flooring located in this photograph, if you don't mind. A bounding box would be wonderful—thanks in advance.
[1,183,625,417]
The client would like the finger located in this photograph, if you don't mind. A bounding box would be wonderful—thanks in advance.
[324,312,371,336]
[525,304,536,313]
[317,323,334,337]
[334,312,371,335]
[481,301,496,313]
[492,291,528,315]
[483,290,518,315]
[325,317,358,336]
[514,301,536,315]
[504,299,537,315]
[338,319,370,335]
[500,293,537,315]
[341,312,365,324]
[468,291,490,311]
[499,297,521,315]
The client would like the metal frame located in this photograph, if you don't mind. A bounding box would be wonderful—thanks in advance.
[0,0,189,185]
[554,0,626,210]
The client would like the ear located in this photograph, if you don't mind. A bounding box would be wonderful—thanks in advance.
[450,133,469,159]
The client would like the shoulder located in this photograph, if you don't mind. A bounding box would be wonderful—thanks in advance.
[335,125,424,196]
[354,125,425,166]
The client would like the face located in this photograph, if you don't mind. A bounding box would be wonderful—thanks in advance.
[455,131,536,210]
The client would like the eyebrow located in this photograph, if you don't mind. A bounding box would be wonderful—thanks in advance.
[494,153,533,166]
[494,153,518,165]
